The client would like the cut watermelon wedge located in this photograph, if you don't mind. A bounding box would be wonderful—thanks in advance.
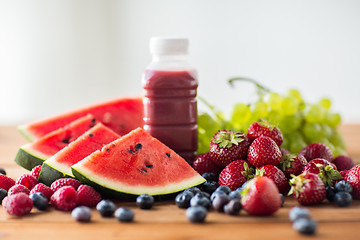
[18,96,143,142]
[71,127,205,198]
[39,123,120,186]
[14,114,97,171]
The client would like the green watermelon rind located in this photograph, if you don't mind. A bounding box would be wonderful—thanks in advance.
[38,162,73,186]
[17,125,36,142]
[14,144,49,171]
[71,165,206,200]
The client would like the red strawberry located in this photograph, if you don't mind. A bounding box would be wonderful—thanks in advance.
[332,155,355,171]
[256,165,289,194]
[50,178,82,192]
[302,158,342,186]
[278,153,307,179]
[50,186,78,211]
[247,136,282,167]
[218,160,254,191]
[340,170,349,179]
[30,165,42,180]
[76,185,102,207]
[247,121,283,147]
[8,184,30,196]
[289,172,326,205]
[192,152,222,176]
[16,173,38,190]
[280,148,291,155]
[0,174,16,191]
[30,183,54,201]
[299,143,333,162]
[2,193,33,216]
[344,164,360,199]
[240,176,281,215]
[209,130,250,167]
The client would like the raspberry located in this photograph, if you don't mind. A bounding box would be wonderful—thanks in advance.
[30,165,42,180]
[8,184,30,196]
[333,155,356,171]
[50,178,82,192]
[30,183,54,201]
[50,186,78,211]
[0,174,16,191]
[76,185,102,207]
[2,192,33,216]
[16,173,38,190]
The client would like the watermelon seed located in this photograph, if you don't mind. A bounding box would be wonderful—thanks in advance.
[135,143,142,151]
[89,134,94,137]
[166,153,170,158]
[128,149,135,154]
[91,118,96,123]
[106,148,110,152]
[140,168,148,173]
[62,138,70,144]
[146,164,153,168]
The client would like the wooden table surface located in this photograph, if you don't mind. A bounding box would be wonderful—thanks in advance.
[1,125,360,240]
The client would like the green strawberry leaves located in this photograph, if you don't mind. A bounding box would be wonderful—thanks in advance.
[214,130,245,148]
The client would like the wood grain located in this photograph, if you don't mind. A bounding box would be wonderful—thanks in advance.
[0,125,360,240]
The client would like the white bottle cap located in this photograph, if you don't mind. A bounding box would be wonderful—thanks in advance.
[149,37,189,55]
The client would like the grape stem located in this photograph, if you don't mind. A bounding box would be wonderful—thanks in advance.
[228,77,271,98]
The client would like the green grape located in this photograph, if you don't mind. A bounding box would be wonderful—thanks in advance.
[287,88,303,103]
[325,112,341,127]
[333,146,347,157]
[287,131,307,153]
[320,123,333,139]
[304,104,324,123]
[280,95,299,116]
[302,122,321,141]
[319,97,332,110]
[267,92,283,111]
[278,113,302,135]
[329,131,346,149]
[267,110,281,125]
[197,112,222,154]
[231,103,251,131]
[251,101,269,119]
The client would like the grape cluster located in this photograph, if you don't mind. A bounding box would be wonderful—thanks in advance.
[198,78,345,156]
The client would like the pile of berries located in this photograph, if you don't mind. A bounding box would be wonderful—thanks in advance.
[192,121,359,212]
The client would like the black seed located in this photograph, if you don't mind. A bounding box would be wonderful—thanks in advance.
[128,149,135,154]
[89,134,94,137]
[146,164,153,168]
[140,168,147,173]
[106,148,110,152]
[91,118,96,123]
[89,124,95,128]
[135,143,142,151]
[62,139,70,144]
[166,153,170,158]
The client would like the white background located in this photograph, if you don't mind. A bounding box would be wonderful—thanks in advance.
[1,0,360,125]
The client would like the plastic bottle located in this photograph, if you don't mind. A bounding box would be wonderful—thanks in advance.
[142,37,198,164]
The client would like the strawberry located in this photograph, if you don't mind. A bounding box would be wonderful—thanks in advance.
[256,165,289,194]
[0,174,16,191]
[16,173,38,190]
[240,176,281,215]
[302,158,342,186]
[299,143,333,162]
[278,153,307,179]
[50,178,82,192]
[289,172,326,205]
[247,136,282,167]
[340,170,349,179]
[332,155,355,171]
[50,186,78,211]
[247,121,283,147]
[209,130,250,167]
[280,148,291,155]
[76,185,102,207]
[30,165,42,180]
[218,160,254,191]
[192,152,222,176]
[8,184,30,196]
[344,164,360,199]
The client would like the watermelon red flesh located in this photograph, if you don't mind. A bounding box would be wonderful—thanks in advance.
[71,127,205,196]
[14,114,97,170]
[40,123,120,184]
[18,96,143,141]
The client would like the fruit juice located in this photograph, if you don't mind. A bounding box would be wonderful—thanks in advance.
[142,69,198,163]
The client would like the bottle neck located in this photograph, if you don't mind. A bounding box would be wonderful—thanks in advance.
[151,54,188,63]
[148,53,192,71]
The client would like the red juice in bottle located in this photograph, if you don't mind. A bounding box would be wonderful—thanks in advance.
[142,37,198,164]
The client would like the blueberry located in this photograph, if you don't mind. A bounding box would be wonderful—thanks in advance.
[293,218,317,235]
[228,190,241,200]
[184,187,202,195]
[186,206,207,223]
[215,185,231,194]
[334,191,352,207]
[223,199,242,215]
[202,181,218,194]
[72,206,91,222]
[201,172,218,182]
[279,193,285,207]
[175,191,194,209]
[326,186,336,202]
[136,194,154,209]
[29,192,48,210]
[0,188,8,204]
[0,168,6,175]
[210,190,227,203]
[335,180,353,193]
[190,193,211,209]
[115,207,134,222]
[212,193,230,212]
[96,200,116,217]
[289,206,311,222]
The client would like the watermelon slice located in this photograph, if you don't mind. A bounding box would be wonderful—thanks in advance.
[39,123,120,186]
[71,127,205,198]
[18,96,143,142]
[14,114,97,171]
